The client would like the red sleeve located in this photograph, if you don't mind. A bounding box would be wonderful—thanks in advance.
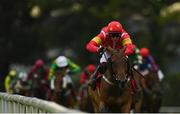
[121,29,130,39]
[86,40,99,53]
[80,72,87,85]
[86,27,107,53]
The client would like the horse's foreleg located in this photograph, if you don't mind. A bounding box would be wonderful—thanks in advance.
[133,91,143,112]
[91,101,99,112]
[121,98,132,113]
[134,97,143,112]
[121,103,131,113]
[99,101,109,112]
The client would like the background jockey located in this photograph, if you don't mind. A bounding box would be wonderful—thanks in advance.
[48,55,81,102]
[139,47,158,72]
[27,59,50,99]
[139,47,164,81]
[80,64,96,85]
[48,56,81,90]
[129,45,143,70]
[27,59,49,81]
[4,69,17,93]
[48,56,81,81]
[86,20,135,90]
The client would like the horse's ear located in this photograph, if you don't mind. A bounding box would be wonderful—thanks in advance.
[117,46,126,56]
[107,46,112,51]
[107,46,117,55]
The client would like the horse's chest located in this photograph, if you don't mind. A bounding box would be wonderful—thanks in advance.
[107,86,128,95]
[102,87,131,103]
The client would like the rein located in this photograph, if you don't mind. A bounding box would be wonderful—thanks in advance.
[103,55,131,87]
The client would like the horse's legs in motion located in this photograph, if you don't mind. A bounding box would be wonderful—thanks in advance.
[99,101,109,113]
[121,97,132,113]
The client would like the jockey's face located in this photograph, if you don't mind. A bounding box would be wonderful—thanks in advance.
[109,32,121,42]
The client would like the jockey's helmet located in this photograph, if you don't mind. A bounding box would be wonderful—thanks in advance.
[107,21,122,38]
[55,56,68,68]
[9,70,17,77]
[140,48,149,57]
[86,64,96,74]
[18,71,28,81]
[35,59,44,67]
[107,21,122,33]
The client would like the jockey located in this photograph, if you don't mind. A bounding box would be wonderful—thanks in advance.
[48,56,81,89]
[130,46,143,70]
[27,59,49,83]
[48,56,81,102]
[27,59,50,99]
[139,47,164,81]
[4,69,17,93]
[139,48,158,73]
[86,20,135,89]
[80,64,96,85]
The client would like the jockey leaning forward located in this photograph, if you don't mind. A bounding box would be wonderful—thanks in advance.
[86,20,135,90]
[48,56,81,89]
[139,47,164,81]
[5,70,17,93]
[48,56,81,102]
[80,64,96,85]
[27,59,50,99]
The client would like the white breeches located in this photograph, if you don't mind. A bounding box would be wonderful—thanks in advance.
[100,51,111,63]
[50,74,73,90]
[62,74,72,89]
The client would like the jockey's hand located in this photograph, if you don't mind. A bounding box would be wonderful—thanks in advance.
[124,44,135,56]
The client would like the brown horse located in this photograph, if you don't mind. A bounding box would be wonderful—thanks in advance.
[51,70,76,108]
[29,72,50,100]
[88,47,143,113]
[140,70,162,112]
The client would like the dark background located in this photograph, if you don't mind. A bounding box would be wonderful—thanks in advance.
[0,0,179,106]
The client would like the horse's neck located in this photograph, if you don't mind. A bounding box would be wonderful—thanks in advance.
[103,70,117,86]
[54,75,63,90]
[145,72,155,86]
[104,70,112,79]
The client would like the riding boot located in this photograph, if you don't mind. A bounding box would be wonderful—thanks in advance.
[88,62,107,90]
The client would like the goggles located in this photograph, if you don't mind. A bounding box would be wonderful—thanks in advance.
[109,32,121,38]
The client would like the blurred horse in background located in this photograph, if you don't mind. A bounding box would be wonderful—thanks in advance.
[51,70,76,108]
[29,71,50,100]
[88,47,143,113]
[140,70,162,112]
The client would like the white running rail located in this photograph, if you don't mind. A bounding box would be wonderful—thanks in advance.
[0,92,80,113]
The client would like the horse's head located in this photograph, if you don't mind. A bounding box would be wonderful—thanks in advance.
[54,68,64,93]
[106,46,130,87]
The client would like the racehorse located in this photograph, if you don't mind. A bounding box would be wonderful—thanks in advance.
[51,70,76,108]
[88,47,143,113]
[140,70,162,112]
[29,71,50,100]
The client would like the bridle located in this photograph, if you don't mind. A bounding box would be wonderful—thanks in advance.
[103,51,132,87]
